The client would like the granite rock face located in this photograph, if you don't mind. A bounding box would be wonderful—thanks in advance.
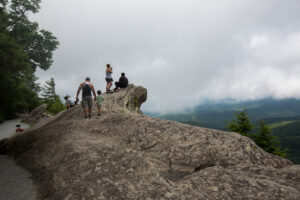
[22,104,48,124]
[1,85,299,199]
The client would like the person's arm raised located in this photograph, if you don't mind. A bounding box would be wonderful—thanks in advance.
[107,68,113,73]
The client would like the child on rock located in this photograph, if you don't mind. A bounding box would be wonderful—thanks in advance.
[96,90,104,116]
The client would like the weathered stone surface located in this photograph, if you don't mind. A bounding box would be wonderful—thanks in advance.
[22,104,48,124]
[1,85,299,199]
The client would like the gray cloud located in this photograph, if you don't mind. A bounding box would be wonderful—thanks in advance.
[33,0,300,113]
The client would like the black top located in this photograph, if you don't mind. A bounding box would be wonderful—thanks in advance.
[119,76,128,88]
[82,83,92,96]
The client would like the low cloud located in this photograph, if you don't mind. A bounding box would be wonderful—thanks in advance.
[33,0,300,113]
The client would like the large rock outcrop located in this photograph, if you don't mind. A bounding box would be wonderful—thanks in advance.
[22,104,49,124]
[0,84,299,199]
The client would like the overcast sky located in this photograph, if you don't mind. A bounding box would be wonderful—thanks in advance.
[32,0,300,113]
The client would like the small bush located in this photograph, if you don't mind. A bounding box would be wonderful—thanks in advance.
[47,98,65,115]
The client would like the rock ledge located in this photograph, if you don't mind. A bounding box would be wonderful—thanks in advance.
[0,84,299,200]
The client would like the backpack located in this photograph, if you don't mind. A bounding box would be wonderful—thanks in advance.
[82,83,92,96]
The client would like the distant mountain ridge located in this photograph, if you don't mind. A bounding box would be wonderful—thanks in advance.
[146,98,300,164]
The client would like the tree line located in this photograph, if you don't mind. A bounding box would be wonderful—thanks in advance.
[0,0,61,122]
[227,109,288,157]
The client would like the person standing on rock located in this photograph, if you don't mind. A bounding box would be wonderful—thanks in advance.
[105,64,113,93]
[76,77,97,119]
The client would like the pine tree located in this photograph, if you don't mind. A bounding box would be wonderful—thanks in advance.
[227,108,253,137]
[42,77,56,103]
[41,77,65,114]
[252,120,288,157]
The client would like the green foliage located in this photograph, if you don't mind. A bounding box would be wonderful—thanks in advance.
[268,119,300,163]
[252,120,288,157]
[268,120,300,129]
[7,0,59,71]
[0,31,36,119]
[42,77,56,103]
[0,0,7,6]
[10,0,41,16]
[227,108,253,136]
[47,97,65,115]
[227,110,287,157]
[41,78,65,115]
[0,0,58,120]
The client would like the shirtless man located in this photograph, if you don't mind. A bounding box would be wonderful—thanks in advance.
[76,77,97,118]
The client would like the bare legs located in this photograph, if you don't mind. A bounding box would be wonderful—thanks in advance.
[106,81,112,92]
[83,108,88,118]
[97,106,102,116]
[83,107,92,118]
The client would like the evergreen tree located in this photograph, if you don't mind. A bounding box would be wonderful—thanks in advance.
[227,108,253,137]
[252,120,288,157]
[41,78,65,115]
[42,77,56,103]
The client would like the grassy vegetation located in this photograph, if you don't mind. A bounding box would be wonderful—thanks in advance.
[268,120,300,129]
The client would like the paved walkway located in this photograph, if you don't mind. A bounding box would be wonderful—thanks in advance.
[0,119,37,200]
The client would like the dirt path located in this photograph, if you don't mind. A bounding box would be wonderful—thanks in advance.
[0,119,37,200]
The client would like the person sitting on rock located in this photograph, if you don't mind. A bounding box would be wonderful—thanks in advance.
[76,77,97,119]
[114,72,128,92]
[96,90,104,116]
[105,64,113,93]
[64,95,75,109]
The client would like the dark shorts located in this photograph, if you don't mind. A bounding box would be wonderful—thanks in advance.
[115,82,127,88]
[82,96,93,109]
[105,78,113,83]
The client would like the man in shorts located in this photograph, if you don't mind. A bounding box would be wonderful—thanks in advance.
[76,77,97,118]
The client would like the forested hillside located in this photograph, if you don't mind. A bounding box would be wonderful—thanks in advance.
[264,117,300,164]
[147,98,300,164]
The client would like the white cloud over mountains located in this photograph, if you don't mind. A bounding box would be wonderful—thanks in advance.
[32,0,300,113]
